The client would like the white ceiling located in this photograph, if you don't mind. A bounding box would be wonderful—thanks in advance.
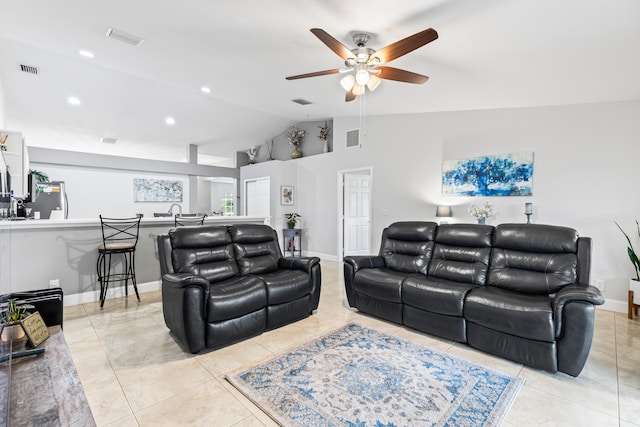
[1,0,639,167]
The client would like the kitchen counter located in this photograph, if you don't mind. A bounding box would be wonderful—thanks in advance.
[0,215,268,230]
[0,216,269,303]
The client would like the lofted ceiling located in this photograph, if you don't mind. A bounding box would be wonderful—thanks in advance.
[1,0,639,167]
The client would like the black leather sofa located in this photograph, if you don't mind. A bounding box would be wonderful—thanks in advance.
[344,221,604,376]
[157,224,321,353]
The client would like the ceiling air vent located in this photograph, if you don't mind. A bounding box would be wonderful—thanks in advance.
[292,98,312,106]
[100,137,117,144]
[106,27,144,47]
[19,64,38,75]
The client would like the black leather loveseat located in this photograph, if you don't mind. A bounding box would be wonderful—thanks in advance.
[344,221,604,376]
[158,224,321,353]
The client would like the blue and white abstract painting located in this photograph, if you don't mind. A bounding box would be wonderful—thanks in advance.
[442,152,534,196]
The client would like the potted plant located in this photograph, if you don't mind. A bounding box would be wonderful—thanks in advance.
[615,220,640,305]
[286,126,305,159]
[469,202,494,224]
[0,298,34,342]
[285,212,301,229]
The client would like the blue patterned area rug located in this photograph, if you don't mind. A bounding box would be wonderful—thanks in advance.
[226,323,524,427]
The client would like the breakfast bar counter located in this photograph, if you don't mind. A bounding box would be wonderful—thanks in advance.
[0,216,269,303]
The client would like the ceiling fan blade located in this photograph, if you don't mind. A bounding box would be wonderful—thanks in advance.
[286,68,342,80]
[345,89,357,102]
[310,28,355,61]
[376,66,429,84]
[368,28,438,65]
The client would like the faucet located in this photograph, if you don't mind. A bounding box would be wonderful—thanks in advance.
[168,203,182,216]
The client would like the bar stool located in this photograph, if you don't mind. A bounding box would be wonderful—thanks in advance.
[97,215,141,308]
[174,214,207,226]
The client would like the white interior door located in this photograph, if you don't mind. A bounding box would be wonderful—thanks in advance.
[245,177,270,216]
[343,173,371,256]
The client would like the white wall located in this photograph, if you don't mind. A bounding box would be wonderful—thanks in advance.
[0,76,7,128]
[30,164,191,219]
[291,100,640,313]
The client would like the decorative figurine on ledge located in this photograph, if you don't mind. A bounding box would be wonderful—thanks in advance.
[246,146,258,164]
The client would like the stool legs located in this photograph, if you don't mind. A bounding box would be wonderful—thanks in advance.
[97,250,139,308]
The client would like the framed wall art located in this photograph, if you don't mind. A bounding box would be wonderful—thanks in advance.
[442,151,534,197]
[133,178,183,202]
[281,185,294,205]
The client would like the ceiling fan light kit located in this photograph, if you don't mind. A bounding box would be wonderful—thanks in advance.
[286,27,438,102]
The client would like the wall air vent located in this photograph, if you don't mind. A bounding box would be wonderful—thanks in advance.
[106,27,145,47]
[292,98,312,105]
[19,64,38,75]
[100,137,117,144]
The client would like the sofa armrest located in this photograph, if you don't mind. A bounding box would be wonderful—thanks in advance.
[162,273,210,290]
[553,284,605,308]
[344,255,385,271]
[552,284,604,335]
[343,256,385,307]
[278,256,320,274]
[161,273,210,353]
[552,284,604,376]
[278,257,322,311]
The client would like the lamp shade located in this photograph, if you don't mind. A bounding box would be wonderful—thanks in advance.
[436,205,452,217]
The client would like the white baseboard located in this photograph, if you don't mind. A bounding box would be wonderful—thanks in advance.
[598,298,627,314]
[64,280,161,306]
[302,251,339,262]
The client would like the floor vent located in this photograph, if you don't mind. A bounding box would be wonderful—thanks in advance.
[292,98,312,105]
[20,64,38,75]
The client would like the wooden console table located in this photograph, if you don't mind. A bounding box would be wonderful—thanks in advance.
[0,326,95,426]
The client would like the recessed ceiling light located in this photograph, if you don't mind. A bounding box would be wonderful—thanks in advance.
[79,50,94,58]
[201,86,211,94]
[68,97,81,105]
[165,117,175,125]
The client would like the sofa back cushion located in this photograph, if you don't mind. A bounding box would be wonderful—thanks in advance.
[429,224,493,285]
[488,224,579,295]
[380,222,436,275]
[169,225,238,282]
[228,224,281,275]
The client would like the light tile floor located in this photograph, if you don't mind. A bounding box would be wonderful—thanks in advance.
[63,261,640,426]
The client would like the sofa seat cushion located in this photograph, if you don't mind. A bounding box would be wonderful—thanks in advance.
[465,287,554,342]
[353,268,418,303]
[257,269,312,305]
[403,276,477,316]
[207,275,266,322]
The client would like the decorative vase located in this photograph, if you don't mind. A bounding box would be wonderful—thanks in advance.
[322,140,328,153]
[287,221,296,229]
[477,218,486,225]
[291,147,302,159]
[1,323,26,343]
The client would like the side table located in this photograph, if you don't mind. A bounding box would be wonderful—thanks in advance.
[283,228,302,257]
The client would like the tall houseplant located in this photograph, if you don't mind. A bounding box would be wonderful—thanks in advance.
[615,220,640,310]
[615,220,640,281]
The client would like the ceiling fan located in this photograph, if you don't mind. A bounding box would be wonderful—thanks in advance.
[286,28,438,102]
